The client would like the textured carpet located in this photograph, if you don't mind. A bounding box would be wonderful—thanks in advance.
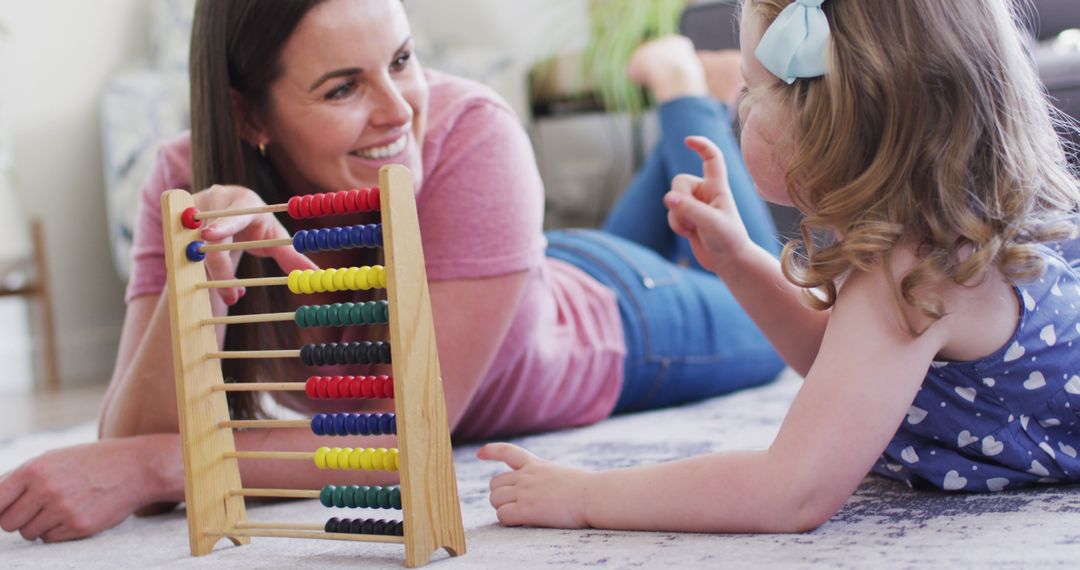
[3,370,1080,569]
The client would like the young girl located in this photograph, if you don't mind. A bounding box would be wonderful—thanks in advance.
[479,0,1080,532]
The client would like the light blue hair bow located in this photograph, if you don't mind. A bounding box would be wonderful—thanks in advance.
[754,0,831,84]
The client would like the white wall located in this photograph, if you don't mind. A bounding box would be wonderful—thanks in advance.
[0,0,147,390]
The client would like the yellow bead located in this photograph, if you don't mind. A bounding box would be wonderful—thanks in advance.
[356,267,371,290]
[359,449,374,470]
[314,446,330,469]
[371,448,385,470]
[331,447,346,469]
[343,267,359,290]
[372,265,386,288]
[349,448,362,470]
[387,448,399,471]
[287,270,301,294]
[300,269,316,294]
[332,267,347,291]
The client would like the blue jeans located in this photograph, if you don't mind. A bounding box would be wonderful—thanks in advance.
[546,97,785,413]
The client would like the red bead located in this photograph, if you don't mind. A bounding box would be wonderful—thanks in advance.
[299,195,314,218]
[321,193,336,215]
[384,377,394,399]
[288,196,303,220]
[327,376,343,399]
[310,193,325,217]
[181,207,202,229]
[305,376,320,399]
[347,376,362,398]
[316,378,330,399]
[360,377,375,399]
[332,191,347,214]
[376,375,391,398]
[345,189,360,212]
[369,187,381,211]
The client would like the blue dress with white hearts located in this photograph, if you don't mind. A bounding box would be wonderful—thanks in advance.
[873,240,1080,492]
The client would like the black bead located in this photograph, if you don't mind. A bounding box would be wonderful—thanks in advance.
[333,343,347,365]
[345,342,360,364]
[379,342,392,364]
[356,341,372,365]
[349,518,364,535]
[300,344,314,366]
[361,519,375,535]
[373,519,387,535]
[325,517,341,533]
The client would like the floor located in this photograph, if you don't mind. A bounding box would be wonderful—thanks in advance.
[0,383,108,437]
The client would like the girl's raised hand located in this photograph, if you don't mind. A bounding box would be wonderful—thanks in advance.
[193,185,319,305]
[477,443,594,529]
[663,136,754,278]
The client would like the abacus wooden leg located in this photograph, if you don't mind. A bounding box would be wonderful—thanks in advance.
[161,190,249,554]
[380,165,467,566]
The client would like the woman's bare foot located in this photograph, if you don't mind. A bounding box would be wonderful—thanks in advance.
[697,49,745,106]
[627,35,708,103]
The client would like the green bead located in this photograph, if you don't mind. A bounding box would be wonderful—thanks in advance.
[378,300,390,323]
[378,488,392,509]
[316,305,331,327]
[329,303,344,326]
[339,303,354,326]
[319,485,334,507]
[333,486,346,508]
[391,487,401,509]
[360,302,374,324]
[366,487,380,509]
[342,485,357,508]
[295,307,308,328]
[350,303,363,326]
[355,485,369,508]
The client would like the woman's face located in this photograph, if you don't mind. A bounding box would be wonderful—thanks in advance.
[253,0,428,194]
[738,7,794,207]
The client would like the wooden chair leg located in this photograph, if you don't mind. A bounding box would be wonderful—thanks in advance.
[31,219,60,391]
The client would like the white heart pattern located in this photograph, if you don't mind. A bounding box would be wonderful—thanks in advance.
[943,470,968,491]
[906,406,928,425]
[986,478,1010,492]
[1066,375,1080,395]
[982,378,996,388]
[1039,324,1056,346]
[1020,415,1030,430]
[1022,289,1036,311]
[957,430,978,447]
[901,446,920,464]
[885,463,903,473]
[1038,418,1062,428]
[1003,341,1025,362]
[982,436,1004,456]
[955,386,977,403]
[1059,442,1078,459]
[1039,441,1057,460]
[1051,278,1062,296]
[1028,459,1050,477]
[1023,371,1046,390]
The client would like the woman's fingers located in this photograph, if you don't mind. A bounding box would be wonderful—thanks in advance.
[18,509,62,542]
[477,443,538,470]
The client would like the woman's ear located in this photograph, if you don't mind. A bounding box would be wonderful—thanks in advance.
[230,88,269,148]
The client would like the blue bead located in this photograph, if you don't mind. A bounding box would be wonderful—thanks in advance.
[292,232,306,253]
[315,229,330,251]
[390,415,396,433]
[328,228,342,250]
[379,414,393,435]
[311,414,326,436]
[357,414,371,436]
[374,225,383,247]
[344,413,358,435]
[333,413,347,436]
[304,231,319,252]
[185,241,206,262]
[349,226,363,248]
[358,225,372,247]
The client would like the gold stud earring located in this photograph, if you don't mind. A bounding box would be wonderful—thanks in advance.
[258,143,267,157]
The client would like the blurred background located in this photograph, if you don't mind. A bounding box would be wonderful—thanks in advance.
[0,0,1075,435]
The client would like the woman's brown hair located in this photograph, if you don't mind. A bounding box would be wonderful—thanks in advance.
[746,0,1080,333]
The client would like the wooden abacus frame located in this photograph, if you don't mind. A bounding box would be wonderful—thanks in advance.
[161,164,465,567]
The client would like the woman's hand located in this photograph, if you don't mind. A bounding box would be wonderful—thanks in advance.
[664,136,756,278]
[0,436,178,542]
[193,185,318,305]
[477,443,594,529]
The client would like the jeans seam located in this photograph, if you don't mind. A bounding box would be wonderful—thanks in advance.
[561,229,681,288]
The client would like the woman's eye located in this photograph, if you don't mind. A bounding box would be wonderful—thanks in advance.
[325,80,358,100]
[390,52,412,73]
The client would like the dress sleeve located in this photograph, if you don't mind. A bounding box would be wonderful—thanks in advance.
[124,140,190,302]
[417,100,547,281]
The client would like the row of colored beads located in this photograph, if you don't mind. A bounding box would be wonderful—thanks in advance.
[293,224,382,254]
[305,375,394,399]
[320,485,402,510]
[300,341,391,366]
[324,517,403,537]
[311,413,396,436]
[294,301,389,328]
[287,188,380,219]
[314,446,399,471]
[287,266,386,294]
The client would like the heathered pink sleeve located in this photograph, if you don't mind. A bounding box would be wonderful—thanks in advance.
[416,98,547,281]
[124,134,193,303]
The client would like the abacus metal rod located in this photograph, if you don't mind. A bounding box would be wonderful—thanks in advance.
[200,237,292,253]
[202,312,294,326]
[219,419,310,430]
[230,488,321,500]
[195,203,289,221]
[212,382,305,392]
[208,527,405,543]
[207,349,299,359]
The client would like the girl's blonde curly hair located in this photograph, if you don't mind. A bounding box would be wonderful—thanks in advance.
[745,0,1080,334]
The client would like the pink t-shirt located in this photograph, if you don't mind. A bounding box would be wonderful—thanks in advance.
[126,70,626,440]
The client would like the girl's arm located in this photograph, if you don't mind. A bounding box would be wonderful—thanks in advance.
[480,263,943,532]
[664,136,827,375]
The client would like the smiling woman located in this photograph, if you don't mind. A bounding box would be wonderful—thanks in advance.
[0,0,785,543]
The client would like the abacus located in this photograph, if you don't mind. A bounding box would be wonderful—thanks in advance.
[161,164,465,567]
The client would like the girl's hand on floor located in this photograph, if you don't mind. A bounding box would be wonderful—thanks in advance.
[664,136,755,278]
[478,443,594,529]
[193,185,319,305]
[0,438,169,542]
